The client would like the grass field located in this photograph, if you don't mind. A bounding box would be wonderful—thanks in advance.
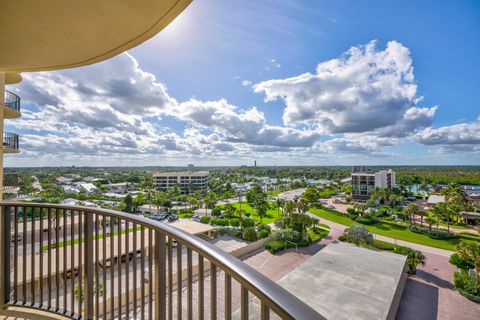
[310,208,462,251]
[229,201,281,224]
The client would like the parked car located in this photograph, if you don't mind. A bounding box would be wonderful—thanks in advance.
[149,213,167,221]
[327,205,336,209]
[168,214,178,222]
[191,215,201,222]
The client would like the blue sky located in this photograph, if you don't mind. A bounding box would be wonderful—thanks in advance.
[5,0,480,167]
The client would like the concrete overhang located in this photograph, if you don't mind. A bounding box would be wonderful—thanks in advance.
[5,73,22,84]
[0,0,192,72]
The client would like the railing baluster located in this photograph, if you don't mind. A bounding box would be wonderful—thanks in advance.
[148,229,153,320]
[176,242,182,320]
[63,209,67,312]
[24,207,28,305]
[125,221,129,319]
[125,221,130,319]
[78,211,83,315]
[110,217,114,320]
[141,225,146,320]
[14,206,18,303]
[117,219,122,319]
[102,215,107,319]
[210,264,217,320]
[261,302,270,320]
[84,211,94,319]
[0,206,12,308]
[225,274,232,320]
[55,208,60,310]
[133,223,138,318]
[168,237,173,320]
[240,286,248,320]
[198,256,204,320]
[70,210,75,316]
[95,214,100,320]
[31,207,35,306]
[187,248,193,320]
[154,231,166,320]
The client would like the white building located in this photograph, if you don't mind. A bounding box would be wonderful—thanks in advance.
[351,169,396,202]
[78,183,100,195]
[106,182,133,194]
[56,176,73,184]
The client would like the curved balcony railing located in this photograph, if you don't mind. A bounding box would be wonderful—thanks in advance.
[0,202,324,320]
[3,132,19,152]
[4,90,21,112]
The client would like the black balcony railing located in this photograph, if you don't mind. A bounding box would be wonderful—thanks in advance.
[0,203,324,320]
[3,173,19,189]
[3,132,19,151]
[4,90,21,112]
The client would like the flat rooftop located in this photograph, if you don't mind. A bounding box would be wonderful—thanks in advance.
[236,241,407,320]
[169,219,214,235]
[153,171,209,177]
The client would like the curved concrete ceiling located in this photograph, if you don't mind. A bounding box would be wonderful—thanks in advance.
[0,0,192,72]
[5,73,22,84]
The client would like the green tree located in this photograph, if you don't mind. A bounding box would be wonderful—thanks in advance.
[344,224,373,246]
[394,246,426,274]
[456,241,480,284]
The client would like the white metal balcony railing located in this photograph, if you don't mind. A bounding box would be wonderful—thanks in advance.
[0,202,324,320]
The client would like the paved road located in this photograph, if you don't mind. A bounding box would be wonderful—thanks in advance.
[277,189,305,201]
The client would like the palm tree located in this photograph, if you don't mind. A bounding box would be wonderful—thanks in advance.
[395,246,426,274]
[403,203,419,226]
[275,198,285,218]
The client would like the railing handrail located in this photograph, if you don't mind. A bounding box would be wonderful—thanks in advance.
[4,90,21,112]
[0,201,324,319]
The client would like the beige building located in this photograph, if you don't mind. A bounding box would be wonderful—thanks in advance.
[153,171,209,194]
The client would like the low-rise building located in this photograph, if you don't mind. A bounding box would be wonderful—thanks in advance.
[78,182,100,195]
[56,176,73,184]
[153,171,209,194]
[351,169,396,202]
[106,182,134,194]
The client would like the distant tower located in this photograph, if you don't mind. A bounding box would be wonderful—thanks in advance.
[254,160,257,167]
[187,164,194,172]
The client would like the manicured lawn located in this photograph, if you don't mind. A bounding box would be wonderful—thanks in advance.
[310,208,461,251]
[229,202,281,224]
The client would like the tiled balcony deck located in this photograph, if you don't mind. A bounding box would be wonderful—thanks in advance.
[0,306,70,320]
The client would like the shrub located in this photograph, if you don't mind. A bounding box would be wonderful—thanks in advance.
[242,227,258,242]
[346,208,356,215]
[454,270,480,297]
[344,224,373,246]
[211,207,222,217]
[257,224,271,233]
[266,240,285,253]
[200,216,211,224]
[229,218,240,227]
[241,218,254,228]
[210,218,228,226]
[371,240,395,251]
[272,229,302,243]
[355,214,377,225]
[274,218,286,229]
[338,235,347,242]
[394,246,426,274]
[259,229,270,239]
[450,253,475,270]
[458,233,480,241]
[213,227,242,238]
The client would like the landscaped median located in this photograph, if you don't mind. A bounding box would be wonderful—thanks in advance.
[310,207,464,251]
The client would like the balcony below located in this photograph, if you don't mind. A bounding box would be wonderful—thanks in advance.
[3,90,21,119]
[3,132,19,154]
